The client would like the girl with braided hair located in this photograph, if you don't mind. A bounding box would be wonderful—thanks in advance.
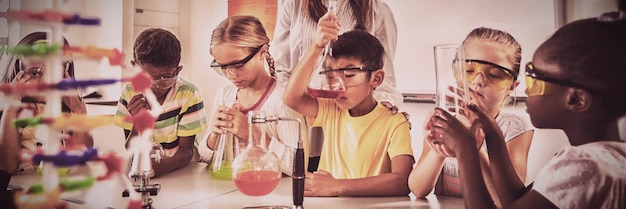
[197,15,307,176]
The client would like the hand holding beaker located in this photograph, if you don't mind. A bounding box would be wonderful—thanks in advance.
[209,100,243,180]
[306,0,345,99]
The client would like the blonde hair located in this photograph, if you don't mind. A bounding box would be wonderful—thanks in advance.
[462,27,522,78]
[210,15,276,77]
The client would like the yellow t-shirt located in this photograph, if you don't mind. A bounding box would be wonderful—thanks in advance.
[313,99,413,179]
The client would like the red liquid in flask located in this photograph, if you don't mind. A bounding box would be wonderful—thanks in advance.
[306,87,345,99]
[233,170,281,196]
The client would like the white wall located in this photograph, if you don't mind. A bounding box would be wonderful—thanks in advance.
[186,0,232,117]
[387,0,555,96]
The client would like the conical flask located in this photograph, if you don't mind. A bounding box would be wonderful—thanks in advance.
[306,0,345,99]
[231,110,282,196]
[209,100,241,180]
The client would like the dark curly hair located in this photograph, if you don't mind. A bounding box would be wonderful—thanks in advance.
[133,28,181,68]
[332,30,385,71]
[536,17,626,119]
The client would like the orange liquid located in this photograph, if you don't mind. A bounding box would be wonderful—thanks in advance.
[306,87,345,98]
[233,170,281,196]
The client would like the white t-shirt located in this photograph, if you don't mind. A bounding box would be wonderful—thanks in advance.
[533,141,626,209]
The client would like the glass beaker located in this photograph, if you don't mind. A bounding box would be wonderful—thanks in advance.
[209,100,241,180]
[306,0,345,99]
[232,110,281,196]
[433,44,469,116]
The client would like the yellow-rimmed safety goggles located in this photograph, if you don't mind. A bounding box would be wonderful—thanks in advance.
[525,62,598,96]
[454,59,516,90]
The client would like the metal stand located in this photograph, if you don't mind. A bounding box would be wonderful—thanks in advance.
[269,116,305,209]
[122,146,163,209]
[123,170,161,209]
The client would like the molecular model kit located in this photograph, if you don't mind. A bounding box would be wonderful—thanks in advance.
[1,3,164,209]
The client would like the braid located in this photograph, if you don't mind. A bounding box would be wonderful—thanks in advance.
[265,49,276,78]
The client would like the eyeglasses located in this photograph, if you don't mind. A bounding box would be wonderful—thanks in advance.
[454,59,516,90]
[321,66,377,87]
[210,46,263,76]
[525,62,599,96]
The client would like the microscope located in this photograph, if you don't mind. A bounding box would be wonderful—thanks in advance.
[122,136,164,209]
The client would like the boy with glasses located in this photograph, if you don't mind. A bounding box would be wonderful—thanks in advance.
[283,12,413,197]
[114,28,208,177]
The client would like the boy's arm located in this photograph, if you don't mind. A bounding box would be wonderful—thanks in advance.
[305,154,413,197]
[151,136,194,177]
[284,11,338,119]
[408,138,445,198]
[283,45,323,118]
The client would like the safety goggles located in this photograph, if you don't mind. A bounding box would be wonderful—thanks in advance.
[320,66,377,87]
[455,59,516,90]
[210,45,263,76]
[151,75,178,89]
[525,62,598,96]
[130,60,180,90]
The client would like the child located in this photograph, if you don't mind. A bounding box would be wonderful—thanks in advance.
[283,11,414,197]
[1,32,92,179]
[425,13,626,209]
[196,15,306,176]
[271,0,404,110]
[1,32,91,208]
[114,28,208,177]
[409,27,533,204]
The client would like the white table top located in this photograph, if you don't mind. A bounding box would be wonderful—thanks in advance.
[9,162,464,209]
[178,178,465,209]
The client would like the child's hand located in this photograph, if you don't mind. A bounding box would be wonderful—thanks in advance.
[126,94,149,116]
[467,103,504,145]
[444,85,472,118]
[304,170,340,197]
[314,12,340,48]
[61,71,87,114]
[12,69,37,84]
[425,107,482,157]
[210,105,248,139]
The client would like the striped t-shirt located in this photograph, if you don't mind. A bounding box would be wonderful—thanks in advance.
[115,77,208,151]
